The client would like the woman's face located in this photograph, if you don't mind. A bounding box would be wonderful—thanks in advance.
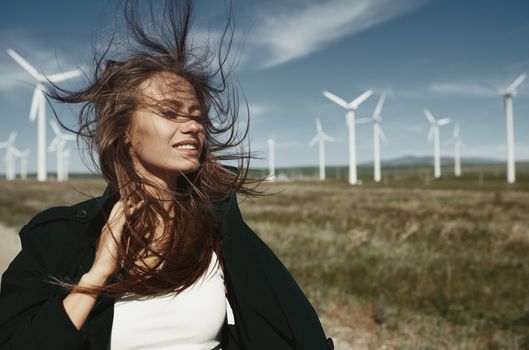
[126,72,206,182]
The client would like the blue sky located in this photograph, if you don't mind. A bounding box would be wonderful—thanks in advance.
[1,0,528,174]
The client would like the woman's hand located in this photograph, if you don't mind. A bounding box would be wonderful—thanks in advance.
[87,197,144,282]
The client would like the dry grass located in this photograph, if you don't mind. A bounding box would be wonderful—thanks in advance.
[1,177,528,349]
[242,182,529,349]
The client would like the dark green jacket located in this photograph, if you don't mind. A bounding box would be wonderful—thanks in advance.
[0,187,333,349]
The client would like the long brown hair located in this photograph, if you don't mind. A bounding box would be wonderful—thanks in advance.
[47,0,262,297]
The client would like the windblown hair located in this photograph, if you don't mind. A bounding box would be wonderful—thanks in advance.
[47,0,261,297]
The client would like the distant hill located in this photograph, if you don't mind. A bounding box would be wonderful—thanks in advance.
[375,155,504,167]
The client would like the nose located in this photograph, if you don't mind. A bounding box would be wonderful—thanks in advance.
[180,118,203,134]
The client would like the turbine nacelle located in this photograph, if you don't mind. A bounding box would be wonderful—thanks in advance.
[424,109,450,141]
[500,73,527,97]
[48,120,76,152]
[309,118,334,147]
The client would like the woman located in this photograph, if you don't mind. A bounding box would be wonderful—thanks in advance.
[0,1,333,349]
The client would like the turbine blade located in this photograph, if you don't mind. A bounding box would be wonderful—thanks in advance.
[63,134,76,141]
[506,73,527,93]
[379,126,389,143]
[48,137,59,152]
[29,89,41,121]
[323,91,350,109]
[6,48,43,81]
[7,131,17,145]
[49,119,61,136]
[323,134,335,142]
[478,80,501,94]
[454,123,460,138]
[373,93,386,118]
[309,134,319,147]
[438,118,451,126]
[350,89,373,109]
[424,109,436,124]
[47,69,82,83]
[315,118,322,133]
[427,126,434,142]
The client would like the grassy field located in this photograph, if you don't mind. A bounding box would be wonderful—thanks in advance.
[1,169,528,349]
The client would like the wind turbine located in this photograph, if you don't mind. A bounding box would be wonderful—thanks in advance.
[267,138,276,182]
[357,93,388,182]
[445,123,463,177]
[497,73,527,183]
[309,118,334,181]
[12,147,30,180]
[6,48,81,182]
[62,148,71,181]
[323,89,373,185]
[48,119,76,182]
[424,109,450,178]
[0,132,17,180]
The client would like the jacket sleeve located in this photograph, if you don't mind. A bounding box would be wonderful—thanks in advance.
[0,225,88,350]
[241,221,330,349]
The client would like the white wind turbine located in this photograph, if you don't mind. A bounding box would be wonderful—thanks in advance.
[48,120,76,182]
[267,138,276,182]
[323,89,373,185]
[425,109,450,178]
[357,94,388,182]
[12,147,30,180]
[62,148,71,181]
[445,123,463,177]
[6,48,82,182]
[497,73,527,183]
[309,118,335,181]
[0,132,18,180]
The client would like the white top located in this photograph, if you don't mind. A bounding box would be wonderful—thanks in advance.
[110,251,235,350]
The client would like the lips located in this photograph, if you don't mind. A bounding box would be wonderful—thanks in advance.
[172,139,199,148]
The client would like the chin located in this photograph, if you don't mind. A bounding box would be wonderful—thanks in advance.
[172,162,201,176]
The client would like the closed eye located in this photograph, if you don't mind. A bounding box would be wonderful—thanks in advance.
[160,110,208,124]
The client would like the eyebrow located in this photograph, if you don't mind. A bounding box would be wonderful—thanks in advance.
[162,99,203,114]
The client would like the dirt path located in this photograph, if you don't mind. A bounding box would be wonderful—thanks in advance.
[0,223,21,276]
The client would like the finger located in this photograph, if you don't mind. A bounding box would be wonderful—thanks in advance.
[125,199,145,215]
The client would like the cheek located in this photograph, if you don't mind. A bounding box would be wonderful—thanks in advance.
[133,117,173,144]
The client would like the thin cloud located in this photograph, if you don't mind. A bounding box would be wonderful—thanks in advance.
[429,82,497,97]
[247,0,426,69]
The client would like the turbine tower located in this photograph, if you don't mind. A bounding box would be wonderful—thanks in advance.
[357,93,388,182]
[323,89,373,185]
[498,73,527,183]
[445,123,463,177]
[6,48,81,182]
[424,109,450,179]
[267,138,276,182]
[13,147,30,180]
[0,132,17,180]
[63,148,70,181]
[309,118,334,181]
[48,120,76,182]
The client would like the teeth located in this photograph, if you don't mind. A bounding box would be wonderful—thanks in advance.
[174,144,196,150]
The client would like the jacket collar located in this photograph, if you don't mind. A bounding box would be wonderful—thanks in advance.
[82,184,236,248]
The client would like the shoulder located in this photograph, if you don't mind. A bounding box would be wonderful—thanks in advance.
[25,196,105,231]
[20,195,108,252]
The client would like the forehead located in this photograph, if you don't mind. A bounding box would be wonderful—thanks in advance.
[137,72,198,104]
